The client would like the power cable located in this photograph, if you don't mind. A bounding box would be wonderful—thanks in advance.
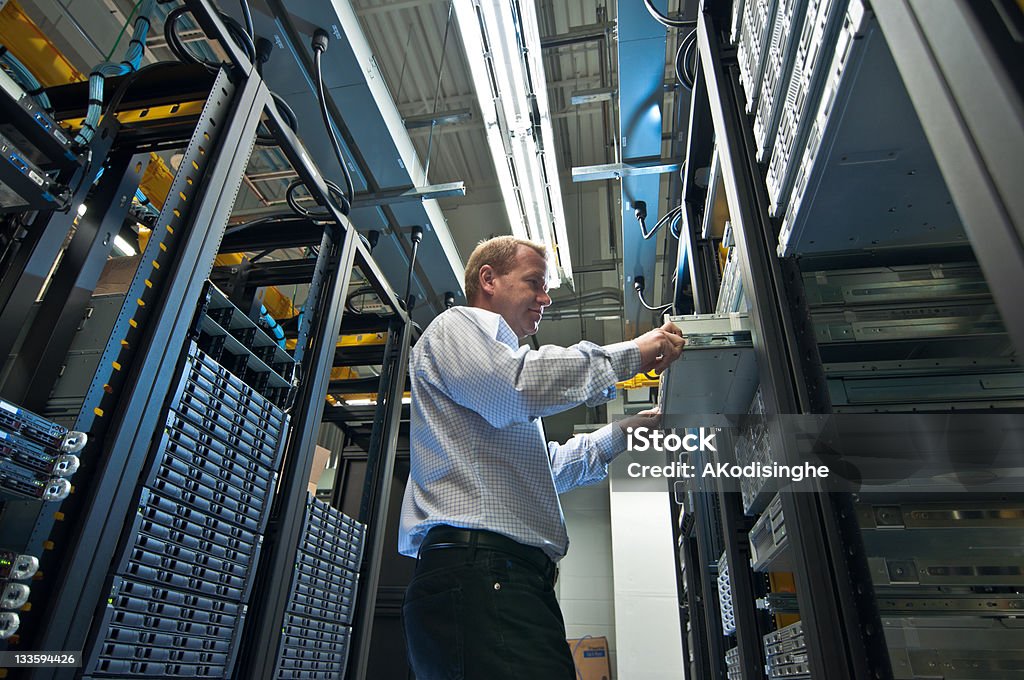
[311,29,355,213]
[285,179,348,219]
[634,276,674,313]
[405,226,424,311]
[673,29,698,91]
[643,0,696,28]
[164,6,255,69]
[239,0,255,41]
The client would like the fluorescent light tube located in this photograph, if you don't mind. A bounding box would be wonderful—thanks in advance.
[113,234,136,257]
[454,0,574,287]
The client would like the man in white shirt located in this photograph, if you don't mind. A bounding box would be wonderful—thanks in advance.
[400,236,685,678]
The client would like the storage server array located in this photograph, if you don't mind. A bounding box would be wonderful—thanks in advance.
[83,343,288,678]
[749,493,789,572]
[776,0,867,254]
[743,255,1024,676]
[717,552,736,636]
[735,388,771,514]
[858,501,1024,679]
[730,0,746,44]
[762,0,846,217]
[735,0,779,114]
[716,247,746,315]
[751,0,806,161]
[688,1,1021,677]
[0,399,85,503]
[734,274,1024,678]
[0,5,421,676]
[274,493,365,679]
[0,549,39,640]
[725,645,742,679]
[763,620,809,679]
[801,263,1024,412]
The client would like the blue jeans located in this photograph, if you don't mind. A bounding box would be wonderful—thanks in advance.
[402,547,576,680]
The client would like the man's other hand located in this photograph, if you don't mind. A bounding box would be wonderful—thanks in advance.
[617,407,661,434]
[634,321,686,374]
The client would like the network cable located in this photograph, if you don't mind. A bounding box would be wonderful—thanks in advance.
[74,0,155,146]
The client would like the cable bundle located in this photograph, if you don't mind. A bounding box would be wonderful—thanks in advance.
[74,0,155,145]
[0,49,53,111]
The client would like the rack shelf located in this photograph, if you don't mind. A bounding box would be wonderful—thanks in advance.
[194,283,296,404]
[198,315,291,390]
[205,285,293,367]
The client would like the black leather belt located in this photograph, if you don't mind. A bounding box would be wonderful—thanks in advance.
[419,525,556,581]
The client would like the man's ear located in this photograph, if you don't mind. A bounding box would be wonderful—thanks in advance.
[479,264,496,296]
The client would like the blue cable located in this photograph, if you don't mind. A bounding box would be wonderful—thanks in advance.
[670,211,683,239]
[74,0,155,146]
[0,52,53,111]
[260,305,287,348]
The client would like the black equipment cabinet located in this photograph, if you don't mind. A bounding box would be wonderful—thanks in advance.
[671,1,1024,679]
[0,2,412,678]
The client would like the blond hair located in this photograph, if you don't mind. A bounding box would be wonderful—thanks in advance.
[464,236,546,303]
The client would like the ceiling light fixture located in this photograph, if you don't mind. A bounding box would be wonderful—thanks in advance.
[112,234,137,257]
[454,0,574,288]
[342,396,413,406]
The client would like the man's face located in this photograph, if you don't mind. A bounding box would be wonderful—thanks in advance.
[488,245,552,338]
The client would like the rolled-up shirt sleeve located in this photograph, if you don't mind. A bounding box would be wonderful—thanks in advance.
[425,312,642,429]
[548,422,628,493]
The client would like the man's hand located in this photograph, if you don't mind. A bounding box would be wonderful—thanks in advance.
[634,321,686,374]
[617,406,661,434]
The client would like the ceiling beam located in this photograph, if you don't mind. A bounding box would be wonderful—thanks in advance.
[247,169,301,183]
[403,108,473,129]
[572,161,682,182]
[540,21,614,49]
[348,181,467,208]
[571,87,616,105]
[395,75,607,112]
[355,0,444,17]
[228,181,467,219]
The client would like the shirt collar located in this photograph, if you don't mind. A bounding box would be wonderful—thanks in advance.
[459,307,520,350]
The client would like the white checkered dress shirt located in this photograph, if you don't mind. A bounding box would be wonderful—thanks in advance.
[399,307,641,561]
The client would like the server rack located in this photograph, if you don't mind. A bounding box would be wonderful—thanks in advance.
[0,1,412,678]
[271,493,365,679]
[670,1,1024,679]
[80,323,290,678]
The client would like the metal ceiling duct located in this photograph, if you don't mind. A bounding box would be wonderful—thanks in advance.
[616,0,670,334]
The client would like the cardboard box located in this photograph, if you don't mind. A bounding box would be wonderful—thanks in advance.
[94,256,140,295]
[308,445,330,496]
[567,637,611,680]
